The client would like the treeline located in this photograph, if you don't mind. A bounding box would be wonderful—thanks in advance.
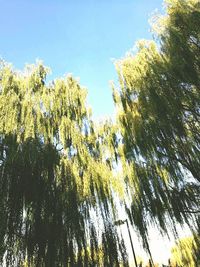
[0,0,199,266]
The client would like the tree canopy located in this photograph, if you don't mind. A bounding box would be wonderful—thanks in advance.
[113,0,200,248]
[0,61,128,266]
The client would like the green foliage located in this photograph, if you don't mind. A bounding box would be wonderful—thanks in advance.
[113,0,200,248]
[170,235,200,266]
[0,61,128,266]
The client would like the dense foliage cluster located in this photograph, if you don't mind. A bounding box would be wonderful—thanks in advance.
[113,0,200,254]
[0,62,128,266]
[0,0,199,266]
[170,235,200,266]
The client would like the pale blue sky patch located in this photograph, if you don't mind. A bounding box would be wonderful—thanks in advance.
[0,0,164,118]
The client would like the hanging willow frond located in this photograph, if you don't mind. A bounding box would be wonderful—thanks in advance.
[113,0,200,252]
[0,62,127,266]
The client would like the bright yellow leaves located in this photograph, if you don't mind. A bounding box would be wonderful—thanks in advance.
[171,235,199,266]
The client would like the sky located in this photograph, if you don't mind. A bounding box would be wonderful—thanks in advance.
[0,0,164,119]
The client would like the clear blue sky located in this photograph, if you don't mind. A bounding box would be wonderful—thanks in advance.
[0,0,164,118]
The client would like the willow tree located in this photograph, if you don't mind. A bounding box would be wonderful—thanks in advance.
[170,235,200,266]
[0,61,128,266]
[113,0,200,249]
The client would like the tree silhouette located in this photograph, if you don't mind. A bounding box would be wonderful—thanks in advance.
[113,0,200,250]
[0,62,128,266]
